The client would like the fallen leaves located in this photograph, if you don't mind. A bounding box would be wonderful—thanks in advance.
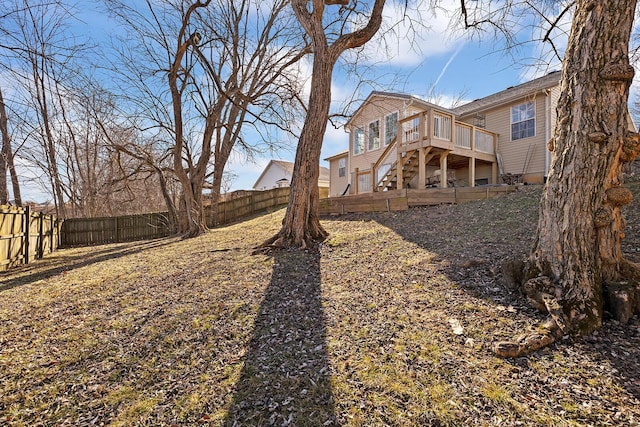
[1,183,640,425]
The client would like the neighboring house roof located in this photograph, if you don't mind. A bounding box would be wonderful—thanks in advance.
[324,150,348,161]
[452,70,561,117]
[319,166,331,182]
[252,160,290,189]
[253,159,330,189]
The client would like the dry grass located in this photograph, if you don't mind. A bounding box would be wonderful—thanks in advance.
[2,184,640,426]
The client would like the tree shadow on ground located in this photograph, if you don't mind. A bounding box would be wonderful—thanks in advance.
[224,248,336,426]
[357,201,640,403]
[0,237,176,293]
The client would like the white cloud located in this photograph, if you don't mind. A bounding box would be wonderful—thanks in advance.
[350,0,466,67]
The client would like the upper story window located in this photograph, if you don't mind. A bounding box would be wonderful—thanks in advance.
[353,127,364,155]
[338,158,346,177]
[368,120,380,151]
[385,112,398,146]
[511,101,535,141]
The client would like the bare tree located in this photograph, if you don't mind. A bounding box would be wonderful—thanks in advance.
[108,0,308,237]
[0,86,21,205]
[259,0,387,249]
[1,0,89,217]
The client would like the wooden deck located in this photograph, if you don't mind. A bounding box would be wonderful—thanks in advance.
[319,185,516,215]
[368,108,499,193]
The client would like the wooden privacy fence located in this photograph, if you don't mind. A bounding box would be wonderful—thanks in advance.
[207,187,291,226]
[60,187,297,247]
[0,205,61,271]
[319,185,516,215]
[61,213,172,247]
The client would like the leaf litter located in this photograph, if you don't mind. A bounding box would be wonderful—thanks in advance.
[1,183,640,425]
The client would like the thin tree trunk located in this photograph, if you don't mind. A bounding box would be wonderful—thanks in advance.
[0,86,21,206]
[157,167,179,233]
[258,0,385,249]
[0,87,10,204]
[495,0,640,357]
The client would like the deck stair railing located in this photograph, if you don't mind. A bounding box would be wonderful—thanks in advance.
[375,149,420,191]
[372,135,398,191]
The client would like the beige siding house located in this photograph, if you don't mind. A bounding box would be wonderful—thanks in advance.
[326,71,563,196]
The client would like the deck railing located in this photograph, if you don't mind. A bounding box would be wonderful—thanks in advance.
[475,129,495,154]
[399,109,497,154]
[402,114,421,143]
[455,123,472,149]
[432,111,453,141]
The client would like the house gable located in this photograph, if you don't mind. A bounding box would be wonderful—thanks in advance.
[253,160,330,191]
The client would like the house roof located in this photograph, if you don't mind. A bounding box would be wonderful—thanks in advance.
[452,70,561,117]
[253,159,330,189]
[345,91,452,128]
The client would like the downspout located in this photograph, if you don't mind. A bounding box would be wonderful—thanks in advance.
[544,89,551,182]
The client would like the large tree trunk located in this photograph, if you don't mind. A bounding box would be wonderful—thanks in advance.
[261,52,333,249]
[258,0,384,250]
[495,0,640,358]
[168,28,208,238]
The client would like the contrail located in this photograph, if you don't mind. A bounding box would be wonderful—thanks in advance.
[428,43,464,96]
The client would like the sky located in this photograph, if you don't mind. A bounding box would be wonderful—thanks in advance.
[222,1,570,192]
[8,1,639,201]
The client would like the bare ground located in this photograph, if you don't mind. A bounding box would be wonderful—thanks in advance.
[1,183,640,426]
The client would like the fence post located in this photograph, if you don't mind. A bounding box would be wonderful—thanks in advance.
[50,215,54,253]
[24,206,30,265]
[38,212,44,259]
[115,216,119,243]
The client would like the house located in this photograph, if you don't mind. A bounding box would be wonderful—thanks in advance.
[325,71,564,197]
[253,160,330,194]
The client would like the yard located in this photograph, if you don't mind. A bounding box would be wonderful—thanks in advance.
[2,184,640,426]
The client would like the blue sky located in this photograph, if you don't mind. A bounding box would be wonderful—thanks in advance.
[225,0,573,192]
[13,1,637,200]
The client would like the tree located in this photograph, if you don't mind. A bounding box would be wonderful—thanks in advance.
[109,0,308,237]
[0,0,90,218]
[0,86,21,205]
[260,0,386,249]
[492,1,640,357]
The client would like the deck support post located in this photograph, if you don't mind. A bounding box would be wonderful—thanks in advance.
[397,155,404,190]
[371,163,376,192]
[492,162,498,184]
[440,152,448,189]
[468,156,476,187]
[354,168,359,194]
[418,148,426,189]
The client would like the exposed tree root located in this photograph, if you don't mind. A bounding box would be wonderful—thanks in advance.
[493,317,562,358]
[495,259,640,358]
[255,217,328,253]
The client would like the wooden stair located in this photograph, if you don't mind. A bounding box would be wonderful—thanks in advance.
[375,149,420,191]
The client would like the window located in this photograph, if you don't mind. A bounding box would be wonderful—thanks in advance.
[368,120,380,151]
[385,112,398,146]
[338,158,346,177]
[511,102,535,140]
[353,127,364,155]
